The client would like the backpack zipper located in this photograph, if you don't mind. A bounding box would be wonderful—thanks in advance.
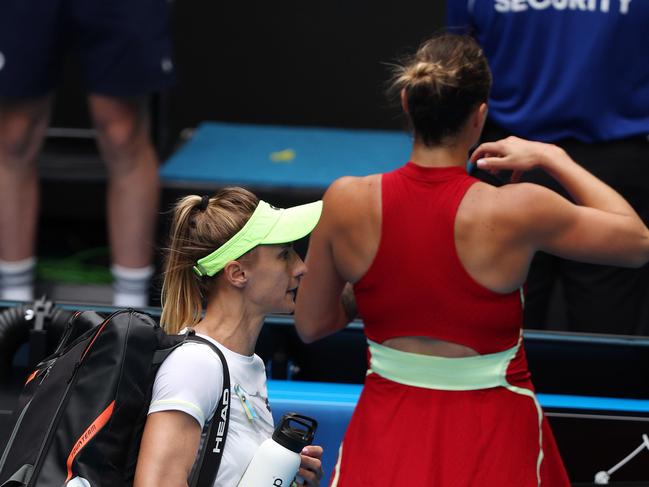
[0,355,58,473]
[0,398,34,474]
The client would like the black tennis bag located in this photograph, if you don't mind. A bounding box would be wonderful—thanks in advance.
[0,309,230,487]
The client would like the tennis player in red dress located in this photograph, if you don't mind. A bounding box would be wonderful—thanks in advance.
[295,33,649,486]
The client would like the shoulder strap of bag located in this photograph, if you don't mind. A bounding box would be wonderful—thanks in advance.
[185,333,231,487]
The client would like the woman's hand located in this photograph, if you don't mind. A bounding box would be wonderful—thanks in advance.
[470,136,565,183]
[294,445,324,486]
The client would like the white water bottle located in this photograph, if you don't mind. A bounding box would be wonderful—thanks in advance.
[238,413,318,487]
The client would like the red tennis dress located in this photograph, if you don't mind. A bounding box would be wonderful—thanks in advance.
[329,163,570,486]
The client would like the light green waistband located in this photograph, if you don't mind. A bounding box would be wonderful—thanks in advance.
[367,339,519,391]
[367,338,545,485]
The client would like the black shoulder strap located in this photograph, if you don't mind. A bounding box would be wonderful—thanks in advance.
[185,334,231,487]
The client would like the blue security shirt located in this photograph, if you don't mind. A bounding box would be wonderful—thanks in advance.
[446,0,649,142]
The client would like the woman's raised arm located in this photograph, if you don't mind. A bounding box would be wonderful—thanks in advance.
[471,137,649,267]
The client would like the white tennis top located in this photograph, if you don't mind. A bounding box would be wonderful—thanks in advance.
[149,331,275,486]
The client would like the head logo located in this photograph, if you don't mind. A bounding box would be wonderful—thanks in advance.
[273,479,283,486]
[211,389,229,453]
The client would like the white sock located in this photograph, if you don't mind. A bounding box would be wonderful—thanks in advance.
[0,257,36,301]
[111,264,154,308]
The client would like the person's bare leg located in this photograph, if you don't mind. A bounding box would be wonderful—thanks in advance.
[89,94,159,307]
[0,96,52,300]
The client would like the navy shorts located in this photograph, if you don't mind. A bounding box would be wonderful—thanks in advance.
[0,0,175,98]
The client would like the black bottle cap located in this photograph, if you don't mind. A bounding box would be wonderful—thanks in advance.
[272,413,318,453]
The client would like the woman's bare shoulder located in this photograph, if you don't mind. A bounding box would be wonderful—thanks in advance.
[465,180,557,214]
[326,174,381,196]
[323,174,381,214]
[462,181,572,238]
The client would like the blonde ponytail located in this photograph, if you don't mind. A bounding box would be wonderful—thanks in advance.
[160,188,258,333]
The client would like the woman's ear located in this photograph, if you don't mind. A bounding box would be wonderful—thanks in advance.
[476,102,488,128]
[223,261,247,288]
[400,88,409,115]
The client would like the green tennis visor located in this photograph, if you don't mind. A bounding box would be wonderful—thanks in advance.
[192,200,323,277]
